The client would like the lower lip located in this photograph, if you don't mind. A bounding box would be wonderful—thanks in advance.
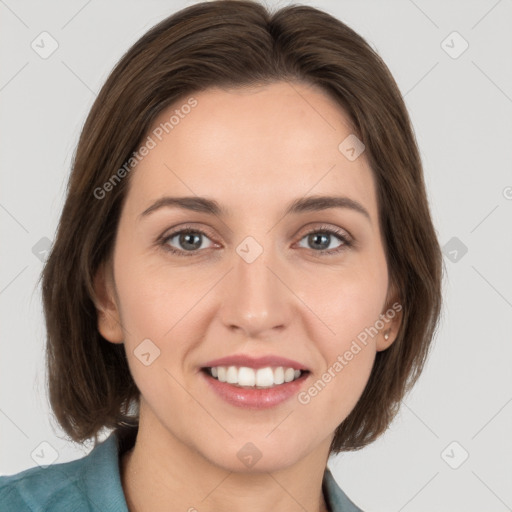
[200,369,310,409]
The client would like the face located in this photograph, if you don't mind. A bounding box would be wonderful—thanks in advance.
[95,81,401,472]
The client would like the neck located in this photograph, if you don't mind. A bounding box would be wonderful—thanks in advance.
[120,409,332,512]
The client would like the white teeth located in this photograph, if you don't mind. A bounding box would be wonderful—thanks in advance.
[239,366,256,386]
[284,368,295,382]
[217,366,227,382]
[226,366,238,384]
[255,367,273,387]
[274,366,284,385]
[207,365,305,388]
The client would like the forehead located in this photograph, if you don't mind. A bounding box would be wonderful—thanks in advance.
[125,81,377,221]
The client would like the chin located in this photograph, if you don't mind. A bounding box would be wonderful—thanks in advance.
[198,434,312,474]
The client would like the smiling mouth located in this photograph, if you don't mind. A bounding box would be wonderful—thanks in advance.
[201,366,310,389]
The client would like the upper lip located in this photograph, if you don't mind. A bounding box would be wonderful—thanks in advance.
[202,354,310,371]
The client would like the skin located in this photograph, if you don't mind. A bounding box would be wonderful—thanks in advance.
[94,80,402,512]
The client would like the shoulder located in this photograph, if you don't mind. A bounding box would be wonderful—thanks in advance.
[0,454,91,512]
[0,430,127,512]
[323,466,364,512]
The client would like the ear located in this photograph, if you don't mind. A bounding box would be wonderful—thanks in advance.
[92,260,124,344]
[376,282,403,352]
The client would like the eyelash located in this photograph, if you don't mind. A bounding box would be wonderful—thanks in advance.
[158,223,353,258]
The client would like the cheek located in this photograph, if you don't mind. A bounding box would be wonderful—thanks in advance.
[299,289,380,428]
[309,349,375,436]
[304,256,388,341]
[112,247,212,386]
[113,245,196,339]
[113,269,193,413]
[300,258,386,407]
[116,272,166,338]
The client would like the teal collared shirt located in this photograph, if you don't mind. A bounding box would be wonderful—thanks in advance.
[0,426,363,512]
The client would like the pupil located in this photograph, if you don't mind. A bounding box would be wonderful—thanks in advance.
[310,233,329,250]
[181,232,201,250]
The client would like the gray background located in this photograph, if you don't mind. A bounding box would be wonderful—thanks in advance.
[1,0,511,510]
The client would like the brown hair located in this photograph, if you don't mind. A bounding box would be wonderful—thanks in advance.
[40,0,443,453]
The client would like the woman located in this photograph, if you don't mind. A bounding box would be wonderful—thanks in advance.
[0,1,443,511]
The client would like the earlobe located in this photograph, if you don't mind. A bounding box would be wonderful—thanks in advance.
[376,287,403,352]
[92,261,124,344]
[377,327,396,351]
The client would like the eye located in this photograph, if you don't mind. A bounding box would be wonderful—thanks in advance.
[296,225,352,255]
[158,223,353,257]
[161,226,215,257]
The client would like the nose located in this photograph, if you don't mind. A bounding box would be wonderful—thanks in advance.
[219,244,293,339]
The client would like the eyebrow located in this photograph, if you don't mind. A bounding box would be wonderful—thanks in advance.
[139,194,371,222]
